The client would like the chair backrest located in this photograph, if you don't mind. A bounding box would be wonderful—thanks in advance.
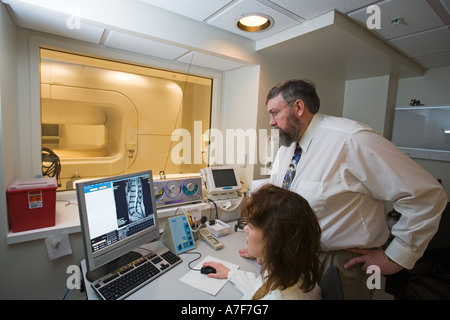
[320,265,344,300]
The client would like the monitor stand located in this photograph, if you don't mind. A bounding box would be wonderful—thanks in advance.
[85,251,143,282]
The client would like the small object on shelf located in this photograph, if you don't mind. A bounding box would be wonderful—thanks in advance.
[409,99,424,106]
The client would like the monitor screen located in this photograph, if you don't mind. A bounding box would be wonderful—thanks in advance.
[204,166,241,194]
[76,170,159,280]
[212,168,238,187]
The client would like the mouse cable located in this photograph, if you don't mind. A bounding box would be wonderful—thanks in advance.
[181,251,202,271]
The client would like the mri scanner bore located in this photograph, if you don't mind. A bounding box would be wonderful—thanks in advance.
[40,49,212,190]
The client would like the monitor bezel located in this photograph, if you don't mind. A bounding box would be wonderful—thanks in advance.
[76,170,159,273]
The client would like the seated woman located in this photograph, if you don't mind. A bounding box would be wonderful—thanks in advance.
[203,184,322,300]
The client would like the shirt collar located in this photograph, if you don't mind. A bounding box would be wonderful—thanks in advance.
[298,113,323,153]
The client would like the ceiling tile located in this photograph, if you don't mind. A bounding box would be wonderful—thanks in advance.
[104,31,189,60]
[138,0,234,21]
[414,51,450,68]
[206,0,303,40]
[268,0,379,19]
[176,51,244,71]
[5,1,104,44]
[349,0,445,40]
[390,26,450,58]
[441,0,450,13]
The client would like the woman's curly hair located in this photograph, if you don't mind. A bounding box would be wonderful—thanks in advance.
[244,184,322,293]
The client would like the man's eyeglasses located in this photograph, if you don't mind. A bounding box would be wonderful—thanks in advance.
[269,102,290,119]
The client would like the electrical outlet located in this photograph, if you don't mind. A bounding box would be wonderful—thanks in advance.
[45,232,72,260]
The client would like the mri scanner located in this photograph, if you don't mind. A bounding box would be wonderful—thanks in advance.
[40,49,212,190]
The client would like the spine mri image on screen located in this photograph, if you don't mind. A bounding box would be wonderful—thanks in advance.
[125,177,146,223]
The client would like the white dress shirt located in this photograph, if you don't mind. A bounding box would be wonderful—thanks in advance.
[270,113,447,269]
[227,269,322,300]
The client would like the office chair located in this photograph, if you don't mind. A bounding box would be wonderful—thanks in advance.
[320,265,345,300]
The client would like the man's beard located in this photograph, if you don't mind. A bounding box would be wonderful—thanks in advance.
[277,114,302,147]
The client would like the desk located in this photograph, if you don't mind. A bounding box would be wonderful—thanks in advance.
[82,222,260,300]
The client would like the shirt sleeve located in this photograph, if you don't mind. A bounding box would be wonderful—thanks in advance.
[345,129,448,269]
[227,270,257,295]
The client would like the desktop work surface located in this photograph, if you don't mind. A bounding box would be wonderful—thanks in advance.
[82,223,260,300]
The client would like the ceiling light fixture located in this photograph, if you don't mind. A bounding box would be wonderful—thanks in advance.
[391,18,406,25]
[237,14,273,32]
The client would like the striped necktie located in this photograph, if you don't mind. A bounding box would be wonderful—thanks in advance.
[282,144,302,190]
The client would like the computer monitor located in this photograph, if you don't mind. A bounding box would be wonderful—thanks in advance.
[204,166,241,194]
[76,170,159,281]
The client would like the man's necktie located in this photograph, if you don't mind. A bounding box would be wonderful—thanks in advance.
[282,144,302,190]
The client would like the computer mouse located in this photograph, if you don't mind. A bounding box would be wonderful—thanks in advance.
[200,266,216,274]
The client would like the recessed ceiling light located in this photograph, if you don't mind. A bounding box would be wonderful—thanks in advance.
[391,18,406,25]
[236,14,273,32]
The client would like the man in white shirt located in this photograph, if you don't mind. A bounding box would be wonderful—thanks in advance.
[260,79,448,299]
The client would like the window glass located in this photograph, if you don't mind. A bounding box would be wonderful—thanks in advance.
[40,48,212,190]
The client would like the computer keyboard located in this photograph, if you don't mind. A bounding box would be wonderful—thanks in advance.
[91,249,182,300]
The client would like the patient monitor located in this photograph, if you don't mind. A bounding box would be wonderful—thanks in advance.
[201,166,241,198]
[200,166,243,221]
